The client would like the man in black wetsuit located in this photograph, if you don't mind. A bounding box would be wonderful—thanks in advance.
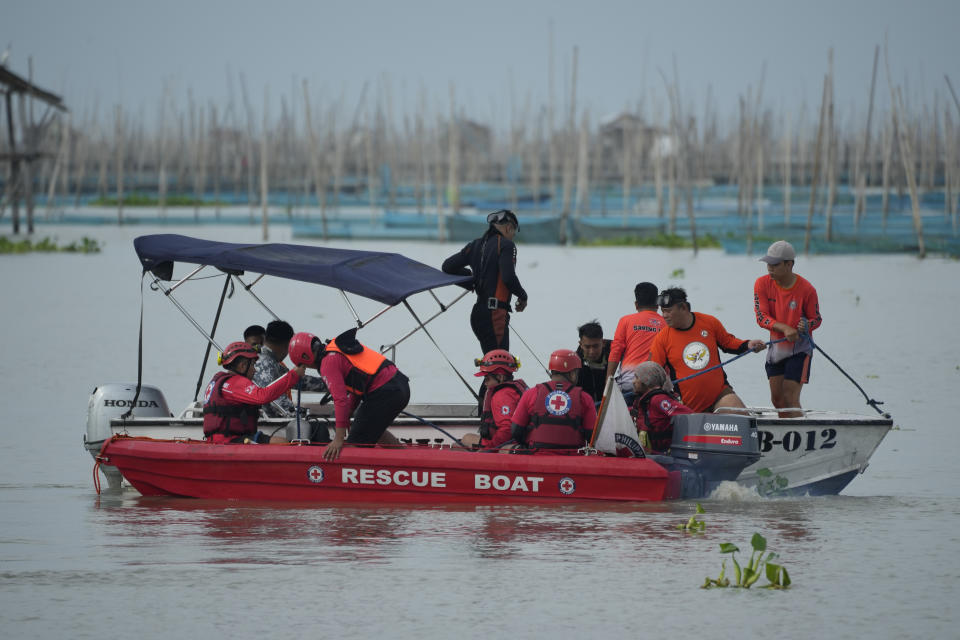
[442,209,529,354]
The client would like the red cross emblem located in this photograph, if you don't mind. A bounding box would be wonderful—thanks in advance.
[307,465,324,483]
[545,390,571,416]
[559,476,576,495]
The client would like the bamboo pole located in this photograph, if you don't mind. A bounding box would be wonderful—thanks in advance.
[302,79,327,238]
[783,110,792,224]
[45,112,69,219]
[260,87,269,241]
[881,120,892,228]
[855,45,879,226]
[211,103,221,218]
[621,112,632,225]
[805,72,830,255]
[114,104,124,224]
[884,42,924,256]
[446,83,460,214]
[573,110,589,218]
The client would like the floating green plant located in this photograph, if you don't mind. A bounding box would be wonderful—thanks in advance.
[670,267,685,279]
[702,532,791,589]
[677,502,706,533]
[89,193,226,207]
[0,236,101,254]
[755,467,789,496]
[577,233,722,249]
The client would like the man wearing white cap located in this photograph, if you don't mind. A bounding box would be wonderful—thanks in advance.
[754,240,822,417]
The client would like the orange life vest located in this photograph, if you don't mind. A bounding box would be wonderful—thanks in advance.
[323,341,390,396]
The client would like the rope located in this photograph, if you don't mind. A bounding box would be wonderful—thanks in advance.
[93,459,102,495]
[808,333,889,417]
[671,337,787,385]
[510,324,550,376]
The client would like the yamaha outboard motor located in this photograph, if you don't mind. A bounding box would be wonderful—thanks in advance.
[651,413,760,498]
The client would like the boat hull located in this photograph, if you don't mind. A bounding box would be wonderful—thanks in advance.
[89,402,890,496]
[99,437,673,503]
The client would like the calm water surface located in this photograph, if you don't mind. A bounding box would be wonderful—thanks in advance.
[1,225,958,638]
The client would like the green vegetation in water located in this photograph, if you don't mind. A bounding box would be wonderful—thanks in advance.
[0,236,101,254]
[89,193,226,207]
[676,502,706,533]
[755,467,789,496]
[578,233,722,249]
[670,267,685,279]
[702,532,791,589]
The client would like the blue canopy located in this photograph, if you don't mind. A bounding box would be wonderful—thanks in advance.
[134,234,471,306]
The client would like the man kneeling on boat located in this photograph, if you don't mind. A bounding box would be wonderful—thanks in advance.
[310,329,409,461]
[202,341,307,444]
[511,349,596,453]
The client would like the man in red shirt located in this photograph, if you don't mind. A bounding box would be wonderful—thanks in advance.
[755,240,822,417]
[649,288,766,413]
[605,282,664,401]
[512,349,596,451]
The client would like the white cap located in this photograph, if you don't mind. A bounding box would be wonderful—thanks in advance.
[759,240,796,264]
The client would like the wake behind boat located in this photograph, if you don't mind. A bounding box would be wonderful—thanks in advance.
[84,234,892,499]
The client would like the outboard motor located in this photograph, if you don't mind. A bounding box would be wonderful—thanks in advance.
[651,413,760,498]
[85,383,172,489]
[85,384,171,452]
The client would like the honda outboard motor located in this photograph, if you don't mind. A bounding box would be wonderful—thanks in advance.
[652,413,760,498]
[85,384,172,487]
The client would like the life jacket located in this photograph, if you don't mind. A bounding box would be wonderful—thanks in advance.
[202,371,261,438]
[479,379,528,440]
[323,340,391,396]
[634,388,679,453]
[524,381,588,449]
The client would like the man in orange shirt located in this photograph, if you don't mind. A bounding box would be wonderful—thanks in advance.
[755,240,822,417]
[649,287,766,413]
[606,282,664,401]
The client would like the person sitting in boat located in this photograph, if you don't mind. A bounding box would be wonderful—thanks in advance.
[314,329,409,461]
[511,349,596,452]
[631,361,693,454]
[243,324,265,350]
[252,320,330,442]
[202,341,306,444]
[461,349,528,450]
[649,287,766,413]
[574,320,612,405]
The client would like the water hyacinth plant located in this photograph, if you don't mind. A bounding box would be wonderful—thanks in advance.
[702,533,791,589]
[677,502,706,533]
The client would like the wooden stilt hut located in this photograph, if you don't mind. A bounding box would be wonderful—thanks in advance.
[0,64,68,233]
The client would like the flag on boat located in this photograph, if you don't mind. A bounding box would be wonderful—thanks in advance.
[592,376,646,457]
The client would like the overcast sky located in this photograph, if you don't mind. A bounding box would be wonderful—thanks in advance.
[5,0,960,131]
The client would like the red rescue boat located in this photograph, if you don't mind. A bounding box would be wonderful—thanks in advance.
[98,437,675,503]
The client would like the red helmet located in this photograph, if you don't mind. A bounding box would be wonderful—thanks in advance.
[548,349,581,373]
[289,331,321,366]
[219,341,259,367]
[474,349,520,377]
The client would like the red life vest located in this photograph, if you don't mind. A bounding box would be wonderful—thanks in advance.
[202,371,261,438]
[479,379,528,440]
[524,381,588,449]
[634,388,689,453]
[324,341,391,396]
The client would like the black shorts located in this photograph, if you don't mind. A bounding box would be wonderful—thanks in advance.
[765,352,811,384]
[347,372,410,444]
